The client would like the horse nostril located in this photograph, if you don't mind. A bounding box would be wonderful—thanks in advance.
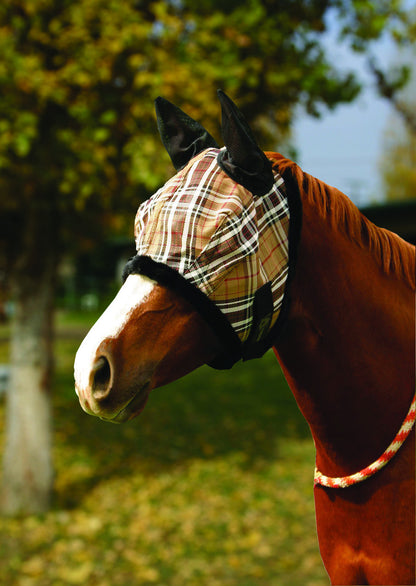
[92,356,111,399]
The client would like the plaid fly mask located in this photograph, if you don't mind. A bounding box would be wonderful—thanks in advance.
[123,91,293,369]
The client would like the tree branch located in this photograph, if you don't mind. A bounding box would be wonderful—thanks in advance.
[369,60,416,135]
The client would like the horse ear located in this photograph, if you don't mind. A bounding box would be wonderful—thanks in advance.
[155,97,219,170]
[217,90,274,196]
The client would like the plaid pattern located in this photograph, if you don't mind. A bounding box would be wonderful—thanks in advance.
[134,148,290,342]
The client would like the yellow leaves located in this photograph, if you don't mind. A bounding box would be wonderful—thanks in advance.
[382,124,416,201]
[57,561,94,585]
[0,440,328,585]
[0,110,38,159]
[123,551,161,583]
[70,513,103,538]
[23,550,93,585]
[0,340,328,585]
[21,555,45,578]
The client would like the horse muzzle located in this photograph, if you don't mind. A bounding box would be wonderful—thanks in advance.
[74,335,155,423]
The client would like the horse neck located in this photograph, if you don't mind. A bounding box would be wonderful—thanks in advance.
[273,196,415,477]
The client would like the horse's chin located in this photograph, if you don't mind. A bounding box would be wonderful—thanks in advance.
[108,386,151,423]
[78,383,151,424]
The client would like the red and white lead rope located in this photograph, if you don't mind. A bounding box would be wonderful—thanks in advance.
[314,394,416,489]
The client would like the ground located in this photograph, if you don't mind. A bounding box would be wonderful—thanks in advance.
[0,311,329,586]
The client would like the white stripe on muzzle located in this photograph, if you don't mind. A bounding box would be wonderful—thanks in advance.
[74,274,155,397]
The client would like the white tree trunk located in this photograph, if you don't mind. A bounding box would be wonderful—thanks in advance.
[1,246,55,515]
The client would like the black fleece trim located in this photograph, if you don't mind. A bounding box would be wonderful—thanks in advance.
[261,164,303,348]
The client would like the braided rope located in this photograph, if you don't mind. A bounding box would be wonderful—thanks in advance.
[314,395,416,489]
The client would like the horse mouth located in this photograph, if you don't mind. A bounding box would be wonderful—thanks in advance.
[104,383,151,424]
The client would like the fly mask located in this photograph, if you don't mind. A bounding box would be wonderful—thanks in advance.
[123,91,298,369]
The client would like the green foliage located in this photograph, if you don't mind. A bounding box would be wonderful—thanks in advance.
[0,0,412,264]
[382,125,416,201]
[178,0,361,135]
[379,41,416,201]
[0,0,167,209]
[0,319,328,585]
[334,0,409,48]
[334,1,415,121]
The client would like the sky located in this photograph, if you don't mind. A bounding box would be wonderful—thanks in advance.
[294,19,397,207]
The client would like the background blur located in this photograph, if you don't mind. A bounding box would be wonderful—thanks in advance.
[0,1,415,584]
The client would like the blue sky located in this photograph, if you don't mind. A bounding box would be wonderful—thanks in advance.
[294,20,396,207]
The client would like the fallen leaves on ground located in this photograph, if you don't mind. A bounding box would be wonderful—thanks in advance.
[0,330,329,586]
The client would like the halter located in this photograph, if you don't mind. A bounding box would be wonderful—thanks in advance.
[314,394,416,488]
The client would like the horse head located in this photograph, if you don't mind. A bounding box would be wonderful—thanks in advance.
[74,91,291,422]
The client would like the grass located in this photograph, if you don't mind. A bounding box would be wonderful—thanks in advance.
[0,311,329,586]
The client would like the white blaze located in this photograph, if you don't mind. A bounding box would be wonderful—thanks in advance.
[74,274,156,396]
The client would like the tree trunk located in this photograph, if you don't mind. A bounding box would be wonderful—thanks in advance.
[1,206,56,515]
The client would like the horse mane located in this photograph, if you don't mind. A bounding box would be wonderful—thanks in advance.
[267,152,415,290]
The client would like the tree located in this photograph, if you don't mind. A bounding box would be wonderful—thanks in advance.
[0,0,413,514]
[370,60,416,135]
[0,0,181,515]
[172,0,362,145]
[382,126,416,201]
[333,0,416,132]
[380,45,416,201]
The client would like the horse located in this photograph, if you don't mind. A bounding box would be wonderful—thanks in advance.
[74,91,415,585]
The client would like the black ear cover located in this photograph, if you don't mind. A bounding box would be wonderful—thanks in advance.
[155,97,219,170]
[217,90,274,196]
